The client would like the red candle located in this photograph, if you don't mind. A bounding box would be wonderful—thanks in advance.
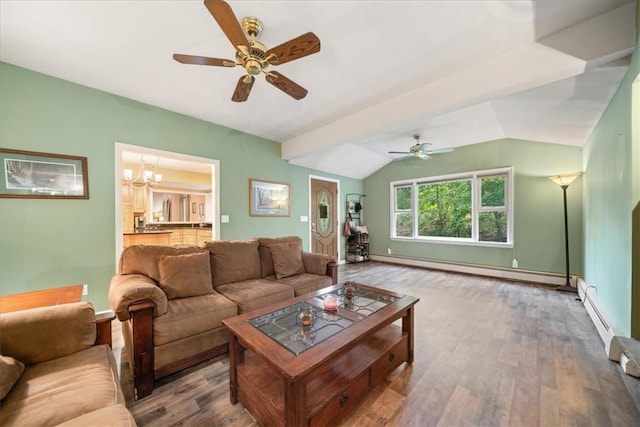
[323,294,338,311]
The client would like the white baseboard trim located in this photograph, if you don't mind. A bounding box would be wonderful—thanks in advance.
[369,255,568,286]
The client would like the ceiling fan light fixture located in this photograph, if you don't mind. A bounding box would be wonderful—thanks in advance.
[387,132,454,160]
[244,59,263,75]
[173,0,320,102]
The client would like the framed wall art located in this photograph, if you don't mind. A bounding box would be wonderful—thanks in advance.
[0,148,89,199]
[249,178,290,217]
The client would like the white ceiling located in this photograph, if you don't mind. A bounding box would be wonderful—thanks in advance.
[1,1,636,179]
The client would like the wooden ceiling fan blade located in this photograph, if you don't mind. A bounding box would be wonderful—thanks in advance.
[205,0,248,51]
[173,53,236,67]
[231,75,254,102]
[388,151,411,154]
[265,32,321,65]
[265,71,308,100]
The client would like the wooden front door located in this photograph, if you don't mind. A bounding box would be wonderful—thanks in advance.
[310,178,338,258]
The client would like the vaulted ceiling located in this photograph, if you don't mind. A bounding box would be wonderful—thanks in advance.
[1,1,636,179]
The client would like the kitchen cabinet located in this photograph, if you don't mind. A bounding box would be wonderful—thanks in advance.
[132,187,147,213]
[169,229,183,246]
[122,203,134,234]
[182,229,197,245]
[122,183,147,213]
[196,229,212,246]
[123,232,170,247]
[122,184,133,204]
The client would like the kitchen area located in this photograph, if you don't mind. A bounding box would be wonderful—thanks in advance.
[121,150,215,248]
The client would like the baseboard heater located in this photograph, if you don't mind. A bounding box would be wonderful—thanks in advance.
[577,278,639,378]
[369,254,567,286]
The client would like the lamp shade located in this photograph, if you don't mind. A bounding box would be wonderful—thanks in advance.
[549,172,581,187]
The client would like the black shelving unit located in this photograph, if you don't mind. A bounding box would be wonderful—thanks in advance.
[345,193,369,263]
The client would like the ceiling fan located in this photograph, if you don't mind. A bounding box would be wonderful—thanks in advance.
[173,0,321,102]
[388,134,454,160]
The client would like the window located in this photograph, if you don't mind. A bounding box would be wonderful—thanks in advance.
[391,167,513,247]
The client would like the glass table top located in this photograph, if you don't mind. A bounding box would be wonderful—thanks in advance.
[249,302,354,355]
[248,284,403,355]
[315,284,401,317]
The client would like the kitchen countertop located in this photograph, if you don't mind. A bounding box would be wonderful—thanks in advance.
[123,230,172,235]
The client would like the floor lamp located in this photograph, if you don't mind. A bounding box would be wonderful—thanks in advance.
[549,173,581,293]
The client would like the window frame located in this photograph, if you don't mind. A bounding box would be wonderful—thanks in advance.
[390,167,514,248]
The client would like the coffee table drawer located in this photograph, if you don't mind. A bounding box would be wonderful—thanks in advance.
[370,334,408,385]
[310,369,369,427]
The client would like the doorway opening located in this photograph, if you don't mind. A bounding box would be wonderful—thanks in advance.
[114,142,220,266]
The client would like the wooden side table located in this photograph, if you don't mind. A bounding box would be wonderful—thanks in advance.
[0,284,84,313]
[0,285,116,348]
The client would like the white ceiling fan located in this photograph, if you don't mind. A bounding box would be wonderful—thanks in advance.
[388,133,454,160]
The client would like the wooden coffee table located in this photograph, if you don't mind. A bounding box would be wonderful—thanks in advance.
[222,283,419,426]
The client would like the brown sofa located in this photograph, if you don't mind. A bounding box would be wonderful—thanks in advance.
[108,236,337,399]
[0,302,136,427]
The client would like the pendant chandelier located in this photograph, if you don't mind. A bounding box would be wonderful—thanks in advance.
[123,156,163,188]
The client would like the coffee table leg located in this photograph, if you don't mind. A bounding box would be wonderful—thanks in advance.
[284,378,306,426]
[402,305,415,363]
[228,334,244,404]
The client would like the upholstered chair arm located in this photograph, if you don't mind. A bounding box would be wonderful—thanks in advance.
[108,274,168,321]
[302,252,338,283]
[0,302,96,366]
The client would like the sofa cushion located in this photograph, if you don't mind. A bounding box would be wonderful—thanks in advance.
[55,404,137,427]
[205,240,261,287]
[276,273,333,297]
[119,244,206,282]
[0,345,124,427]
[257,236,302,277]
[158,252,214,299]
[0,302,96,366]
[0,354,24,400]
[153,292,238,346]
[216,279,294,314]
[270,240,305,279]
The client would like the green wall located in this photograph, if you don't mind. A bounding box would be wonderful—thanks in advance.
[0,62,362,311]
[581,17,640,337]
[364,139,583,275]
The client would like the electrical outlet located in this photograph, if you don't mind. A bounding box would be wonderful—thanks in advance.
[82,284,88,296]
[387,248,392,255]
[512,258,518,268]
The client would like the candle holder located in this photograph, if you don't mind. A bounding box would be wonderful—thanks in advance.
[343,282,356,305]
[322,294,338,312]
[296,305,316,327]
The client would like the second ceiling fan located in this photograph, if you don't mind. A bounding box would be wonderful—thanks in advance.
[173,0,321,102]
[388,134,454,160]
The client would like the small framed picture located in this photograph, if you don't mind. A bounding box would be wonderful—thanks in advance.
[249,178,290,217]
[0,148,89,199]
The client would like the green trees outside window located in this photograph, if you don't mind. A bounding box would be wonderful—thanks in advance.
[392,168,512,245]
[418,180,471,238]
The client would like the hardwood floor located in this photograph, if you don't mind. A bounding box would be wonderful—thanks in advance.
[113,262,640,426]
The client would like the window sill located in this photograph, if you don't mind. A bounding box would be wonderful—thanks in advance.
[390,236,514,249]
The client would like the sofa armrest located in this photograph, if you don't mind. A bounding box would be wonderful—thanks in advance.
[95,310,116,347]
[302,252,338,284]
[109,274,168,321]
[0,301,96,366]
